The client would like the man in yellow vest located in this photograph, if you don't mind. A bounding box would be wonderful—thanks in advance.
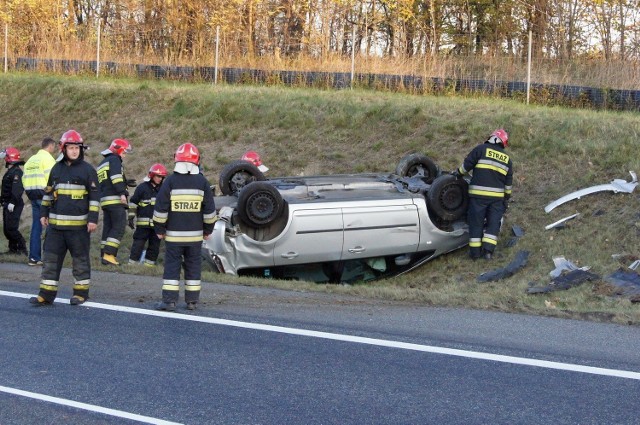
[22,137,57,266]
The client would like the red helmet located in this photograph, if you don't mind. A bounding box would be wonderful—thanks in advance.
[60,129,84,151]
[148,163,168,179]
[174,143,200,165]
[3,147,21,164]
[488,128,509,147]
[108,138,132,156]
[242,150,269,172]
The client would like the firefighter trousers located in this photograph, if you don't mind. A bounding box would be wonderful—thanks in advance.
[39,227,91,303]
[468,197,505,257]
[101,205,127,257]
[3,204,26,254]
[161,242,202,304]
[129,226,161,264]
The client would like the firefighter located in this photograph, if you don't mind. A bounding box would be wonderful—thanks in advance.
[30,130,100,306]
[128,163,167,266]
[97,138,133,265]
[453,128,513,260]
[153,143,216,311]
[22,137,57,265]
[241,150,269,173]
[1,147,27,256]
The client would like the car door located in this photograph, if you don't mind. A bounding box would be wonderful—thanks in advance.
[273,207,344,266]
[342,203,420,259]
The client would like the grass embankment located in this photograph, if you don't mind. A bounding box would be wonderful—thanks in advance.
[1,73,639,324]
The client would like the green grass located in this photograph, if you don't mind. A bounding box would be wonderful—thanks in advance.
[1,73,640,325]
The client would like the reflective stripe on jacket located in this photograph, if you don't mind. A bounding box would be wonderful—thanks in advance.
[153,173,216,244]
[22,149,56,201]
[97,153,128,207]
[41,159,100,230]
[458,143,513,199]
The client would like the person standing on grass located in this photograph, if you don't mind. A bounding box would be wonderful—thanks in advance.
[22,137,57,266]
[453,128,513,261]
[30,130,100,306]
[1,147,27,256]
[97,138,133,266]
[128,163,167,266]
[153,143,216,311]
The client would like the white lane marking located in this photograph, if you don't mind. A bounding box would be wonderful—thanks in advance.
[3,290,640,381]
[0,385,182,425]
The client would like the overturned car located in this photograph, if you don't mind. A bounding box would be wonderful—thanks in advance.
[202,154,470,283]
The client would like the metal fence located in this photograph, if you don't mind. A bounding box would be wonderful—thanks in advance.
[5,56,640,111]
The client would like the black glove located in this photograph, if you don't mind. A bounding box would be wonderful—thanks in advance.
[128,217,135,230]
[126,179,137,188]
[503,196,510,211]
[451,169,463,179]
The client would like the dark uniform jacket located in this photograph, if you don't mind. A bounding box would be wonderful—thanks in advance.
[153,173,216,244]
[128,180,160,227]
[41,159,100,230]
[97,153,128,208]
[1,165,24,208]
[459,143,513,200]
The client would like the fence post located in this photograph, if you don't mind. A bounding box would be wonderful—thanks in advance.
[214,26,220,85]
[4,23,7,73]
[96,18,101,78]
[351,25,356,90]
[526,29,532,104]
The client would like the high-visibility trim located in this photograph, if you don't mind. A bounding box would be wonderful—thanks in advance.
[100,195,122,207]
[185,280,201,291]
[171,189,204,196]
[153,211,168,223]
[475,162,508,175]
[73,284,90,291]
[469,238,482,248]
[482,237,498,246]
[49,213,89,226]
[162,281,180,291]
[203,212,217,224]
[165,230,203,243]
[468,185,505,198]
[143,259,156,266]
[105,237,120,248]
[56,183,86,191]
[171,194,203,202]
[110,173,124,182]
[40,282,58,291]
[75,279,90,286]
[136,218,153,226]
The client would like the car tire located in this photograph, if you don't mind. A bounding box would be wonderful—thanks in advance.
[237,181,285,228]
[427,174,469,221]
[219,160,266,196]
[395,153,439,184]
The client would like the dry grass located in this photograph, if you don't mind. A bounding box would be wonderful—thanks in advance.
[1,73,639,325]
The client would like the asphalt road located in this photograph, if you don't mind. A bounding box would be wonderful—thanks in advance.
[1,262,639,424]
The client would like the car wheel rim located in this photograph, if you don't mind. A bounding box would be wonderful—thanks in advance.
[247,193,276,224]
[440,184,464,211]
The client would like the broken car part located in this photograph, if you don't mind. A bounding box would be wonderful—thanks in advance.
[545,213,580,230]
[544,171,638,213]
[477,250,530,283]
[527,269,600,294]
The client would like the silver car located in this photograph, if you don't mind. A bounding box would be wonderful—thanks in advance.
[202,154,470,283]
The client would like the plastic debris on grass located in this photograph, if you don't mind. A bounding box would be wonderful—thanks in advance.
[477,250,529,283]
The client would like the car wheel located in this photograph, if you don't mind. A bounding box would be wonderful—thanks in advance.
[427,174,469,221]
[237,181,285,228]
[395,153,439,184]
[219,160,266,196]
